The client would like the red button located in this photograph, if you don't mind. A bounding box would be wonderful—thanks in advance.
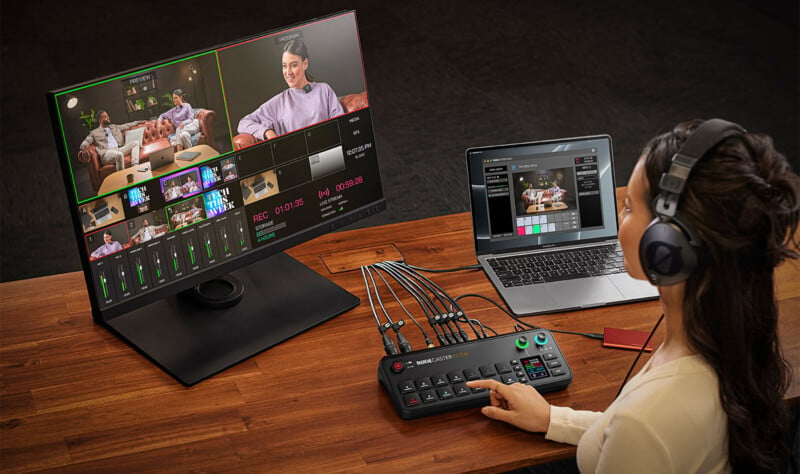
[391,362,405,373]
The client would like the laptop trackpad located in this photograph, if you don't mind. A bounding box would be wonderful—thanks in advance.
[607,273,659,299]
[550,278,624,308]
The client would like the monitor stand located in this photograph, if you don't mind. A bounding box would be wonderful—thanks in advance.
[105,252,359,386]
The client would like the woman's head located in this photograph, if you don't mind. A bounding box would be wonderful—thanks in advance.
[637,119,799,280]
[634,119,798,471]
[172,89,184,106]
[282,40,311,89]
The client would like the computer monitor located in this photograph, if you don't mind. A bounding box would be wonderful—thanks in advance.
[46,11,384,385]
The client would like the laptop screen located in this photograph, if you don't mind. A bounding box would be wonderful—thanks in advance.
[467,135,619,255]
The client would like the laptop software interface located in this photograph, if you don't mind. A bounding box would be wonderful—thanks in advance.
[467,135,658,315]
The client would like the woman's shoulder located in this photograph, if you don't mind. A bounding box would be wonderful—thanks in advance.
[618,355,721,417]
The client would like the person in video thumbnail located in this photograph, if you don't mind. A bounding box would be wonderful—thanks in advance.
[132,219,159,243]
[157,89,198,150]
[90,230,123,259]
[166,179,183,201]
[521,183,537,205]
[182,175,199,194]
[237,39,344,141]
[467,119,799,473]
[548,181,562,201]
[80,111,143,172]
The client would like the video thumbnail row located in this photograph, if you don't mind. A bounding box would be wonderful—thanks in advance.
[88,208,252,308]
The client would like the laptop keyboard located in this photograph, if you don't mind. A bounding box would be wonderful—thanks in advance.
[488,244,625,287]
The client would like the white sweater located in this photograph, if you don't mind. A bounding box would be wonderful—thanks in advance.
[545,354,729,473]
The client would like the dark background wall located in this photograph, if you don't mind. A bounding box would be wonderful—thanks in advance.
[2,0,798,283]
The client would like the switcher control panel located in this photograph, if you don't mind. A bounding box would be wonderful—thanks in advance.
[378,329,572,419]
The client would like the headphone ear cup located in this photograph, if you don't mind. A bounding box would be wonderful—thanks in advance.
[639,218,698,286]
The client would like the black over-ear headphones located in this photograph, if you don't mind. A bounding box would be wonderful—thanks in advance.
[639,118,745,286]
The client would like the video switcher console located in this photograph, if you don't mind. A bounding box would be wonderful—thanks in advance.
[378,329,572,419]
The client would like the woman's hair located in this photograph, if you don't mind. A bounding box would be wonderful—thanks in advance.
[172,88,183,97]
[640,119,799,472]
[283,40,313,82]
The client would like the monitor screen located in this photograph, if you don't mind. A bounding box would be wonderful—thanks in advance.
[46,11,384,385]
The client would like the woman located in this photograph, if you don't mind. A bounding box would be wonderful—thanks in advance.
[158,89,198,150]
[237,39,344,141]
[468,119,799,472]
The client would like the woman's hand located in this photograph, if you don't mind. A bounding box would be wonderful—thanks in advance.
[466,379,552,433]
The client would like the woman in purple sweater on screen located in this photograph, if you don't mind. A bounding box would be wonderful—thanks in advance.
[158,89,198,150]
[237,40,344,141]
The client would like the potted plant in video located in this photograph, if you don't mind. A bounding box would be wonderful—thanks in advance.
[79,109,97,131]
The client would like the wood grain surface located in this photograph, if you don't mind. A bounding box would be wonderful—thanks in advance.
[2,189,798,472]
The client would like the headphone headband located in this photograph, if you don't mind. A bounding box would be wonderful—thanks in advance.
[654,119,746,218]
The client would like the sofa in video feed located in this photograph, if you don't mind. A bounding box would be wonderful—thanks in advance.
[86,222,129,261]
[166,195,207,231]
[218,12,368,151]
[160,167,202,203]
[514,168,577,215]
[53,52,232,203]
[126,211,169,246]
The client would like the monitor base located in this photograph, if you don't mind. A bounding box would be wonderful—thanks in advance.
[182,274,245,309]
[105,252,359,386]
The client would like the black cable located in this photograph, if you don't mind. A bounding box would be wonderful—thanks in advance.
[375,262,448,345]
[366,265,416,352]
[383,262,459,345]
[361,266,398,355]
[387,262,455,315]
[614,313,664,400]
[405,263,482,273]
[371,266,434,348]
[454,293,604,341]
[387,262,475,342]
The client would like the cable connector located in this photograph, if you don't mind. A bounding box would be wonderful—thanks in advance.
[391,320,413,353]
[381,322,399,356]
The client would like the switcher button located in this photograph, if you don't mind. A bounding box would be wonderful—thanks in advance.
[495,362,512,374]
[454,383,471,396]
[448,372,466,384]
[432,374,449,387]
[399,380,415,394]
[415,377,433,390]
[479,365,496,377]
[421,390,437,403]
[436,387,455,399]
[403,393,422,406]
[463,368,481,380]
[542,352,557,361]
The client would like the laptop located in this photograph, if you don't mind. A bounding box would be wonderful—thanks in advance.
[466,135,658,315]
[252,177,268,198]
[148,146,175,170]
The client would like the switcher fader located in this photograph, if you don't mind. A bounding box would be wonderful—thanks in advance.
[378,329,572,419]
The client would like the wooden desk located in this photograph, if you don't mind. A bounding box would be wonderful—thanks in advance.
[97,144,220,195]
[2,189,798,472]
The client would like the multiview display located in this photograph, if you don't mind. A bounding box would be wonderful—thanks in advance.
[48,11,383,313]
